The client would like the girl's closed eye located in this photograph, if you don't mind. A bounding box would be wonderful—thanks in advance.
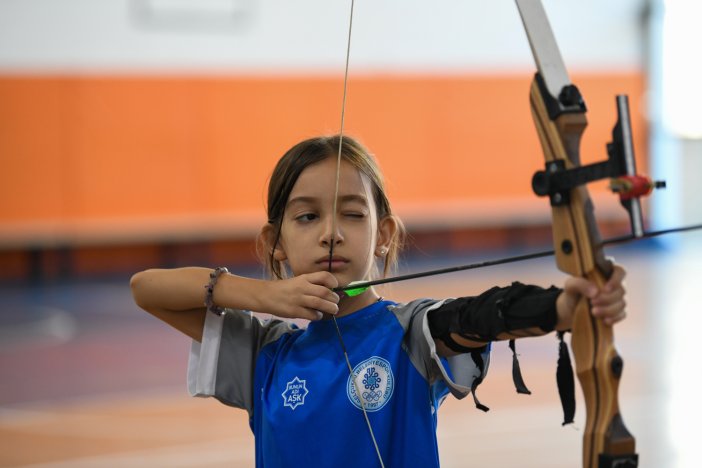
[343,210,367,219]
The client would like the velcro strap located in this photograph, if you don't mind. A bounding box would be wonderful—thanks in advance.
[470,349,489,412]
[509,339,532,395]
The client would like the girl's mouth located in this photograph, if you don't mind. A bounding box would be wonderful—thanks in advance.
[316,256,349,270]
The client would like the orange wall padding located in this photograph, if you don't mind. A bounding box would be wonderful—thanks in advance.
[0,73,645,245]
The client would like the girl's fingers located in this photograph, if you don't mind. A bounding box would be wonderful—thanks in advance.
[563,268,627,323]
[302,295,339,316]
[592,297,626,320]
[308,284,340,305]
[602,308,627,325]
[305,271,339,290]
[604,264,626,293]
[565,264,627,299]
[564,276,598,299]
[300,273,340,307]
[294,307,324,321]
[268,276,338,320]
[590,287,625,307]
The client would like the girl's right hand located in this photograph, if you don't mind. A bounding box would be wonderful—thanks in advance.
[256,271,340,321]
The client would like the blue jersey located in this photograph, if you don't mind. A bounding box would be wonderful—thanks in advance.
[188,298,490,467]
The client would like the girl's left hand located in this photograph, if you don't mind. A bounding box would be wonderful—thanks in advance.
[555,264,627,330]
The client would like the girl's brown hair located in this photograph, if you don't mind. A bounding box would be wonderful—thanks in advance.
[258,135,405,280]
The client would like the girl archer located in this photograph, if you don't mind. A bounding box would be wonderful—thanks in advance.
[131,134,627,467]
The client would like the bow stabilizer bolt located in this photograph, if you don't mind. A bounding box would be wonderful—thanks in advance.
[610,175,666,201]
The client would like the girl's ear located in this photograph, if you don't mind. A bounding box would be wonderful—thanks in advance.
[273,246,287,262]
[375,215,398,257]
[261,223,287,262]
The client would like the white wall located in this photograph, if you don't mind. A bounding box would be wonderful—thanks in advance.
[0,0,645,73]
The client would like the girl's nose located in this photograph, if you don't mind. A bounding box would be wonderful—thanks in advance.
[320,214,344,246]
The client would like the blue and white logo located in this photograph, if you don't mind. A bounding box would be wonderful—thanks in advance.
[282,376,309,410]
[347,356,394,412]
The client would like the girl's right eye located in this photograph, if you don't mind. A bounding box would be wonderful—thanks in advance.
[295,213,318,223]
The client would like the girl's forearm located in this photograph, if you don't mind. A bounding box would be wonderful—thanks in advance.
[130,267,267,342]
[130,267,263,313]
[131,267,212,312]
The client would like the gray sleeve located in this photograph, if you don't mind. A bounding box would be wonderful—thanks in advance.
[392,299,490,400]
[187,309,296,415]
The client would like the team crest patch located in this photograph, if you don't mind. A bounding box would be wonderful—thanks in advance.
[347,356,394,412]
[282,376,309,410]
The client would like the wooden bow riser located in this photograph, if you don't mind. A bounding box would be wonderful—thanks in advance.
[529,80,637,467]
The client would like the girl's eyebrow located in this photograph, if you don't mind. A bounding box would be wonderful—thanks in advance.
[337,194,370,205]
[287,194,369,208]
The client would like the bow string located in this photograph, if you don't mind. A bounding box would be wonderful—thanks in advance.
[328,1,386,467]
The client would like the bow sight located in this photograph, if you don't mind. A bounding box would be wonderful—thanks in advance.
[530,86,665,239]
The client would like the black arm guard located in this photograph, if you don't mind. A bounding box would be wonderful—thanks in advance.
[428,282,561,353]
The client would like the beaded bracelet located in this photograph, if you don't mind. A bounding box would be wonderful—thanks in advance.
[204,267,229,316]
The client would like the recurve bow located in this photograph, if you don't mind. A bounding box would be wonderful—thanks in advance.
[516,0,639,466]
[328,1,691,466]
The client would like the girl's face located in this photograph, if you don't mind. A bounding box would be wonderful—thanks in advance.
[273,157,391,288]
